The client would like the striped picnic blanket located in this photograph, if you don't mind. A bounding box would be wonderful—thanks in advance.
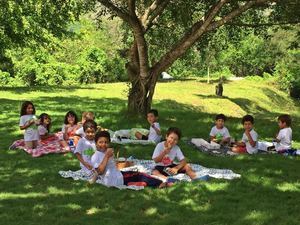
[9,132,70,157]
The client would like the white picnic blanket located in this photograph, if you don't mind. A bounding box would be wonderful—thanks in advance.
[59,159,241,190]
[111,129,155,145]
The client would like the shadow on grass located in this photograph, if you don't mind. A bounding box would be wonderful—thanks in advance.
[0,149,299,225]
[0,88,300,224]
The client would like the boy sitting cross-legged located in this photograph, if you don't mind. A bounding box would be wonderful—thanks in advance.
[152,127,206,181]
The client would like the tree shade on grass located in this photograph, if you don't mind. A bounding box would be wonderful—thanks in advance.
[0,79,299,225]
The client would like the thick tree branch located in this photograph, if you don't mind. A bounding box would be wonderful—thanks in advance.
[128,0,136,15]
[140,0,171,30]
[98,0,132,23]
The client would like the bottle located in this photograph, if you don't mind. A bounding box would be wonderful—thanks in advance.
[68,138,75,152]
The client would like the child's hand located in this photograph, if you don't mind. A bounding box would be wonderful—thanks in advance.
[106,148,114,158]
[85,163,93,170]
[168,167,178,175]
[164,141,172,152]
[35,119,40,125]
[26,119,35,127]
[245,129,251,136]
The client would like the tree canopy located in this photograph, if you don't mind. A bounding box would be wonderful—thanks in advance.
[0,0,299,114]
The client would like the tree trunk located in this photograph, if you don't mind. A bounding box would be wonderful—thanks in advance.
[127,66,159,115]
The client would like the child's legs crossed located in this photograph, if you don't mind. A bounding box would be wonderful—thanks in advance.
[135,132,143,140]
[152,166,168,180]
[139,173,162,187]
[181,164,196,179]
[25,141,33,149]
[25,140,38,149]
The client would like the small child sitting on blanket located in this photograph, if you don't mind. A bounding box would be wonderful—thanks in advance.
[74,111,95,143]
[232,115,258,154]
[90,131,167,188]
[274,114,292,152]
[152,127,202,181]
[210,114,231,145]
[74,120,97,175]
[135,109,161,143]
[60,111,80,149]
[38,113,55,141]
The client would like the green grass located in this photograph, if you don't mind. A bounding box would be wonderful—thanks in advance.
[0,79,299,225]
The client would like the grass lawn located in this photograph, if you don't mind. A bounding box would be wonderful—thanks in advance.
[0,79,299,225]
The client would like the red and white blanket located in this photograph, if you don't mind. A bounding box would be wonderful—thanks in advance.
[9,132,70,157]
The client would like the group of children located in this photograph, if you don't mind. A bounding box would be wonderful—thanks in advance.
[19,100,294,188]
[209,113,293,154]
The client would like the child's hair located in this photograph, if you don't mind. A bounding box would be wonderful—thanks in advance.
[242,115,254,124]
[83,119,97,132]
[215,114,226,121]
[39,113,51,132]
[148,109,159,117]
[64,111,78,125]
[20,101,35,116]
[166,127,182,140]
[82,111,95,121]
[278,114,291,127]
[95,130,111,143]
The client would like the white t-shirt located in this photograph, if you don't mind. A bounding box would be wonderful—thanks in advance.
[19,115,39,142]
[91,150,123,186]
[148,122,162,143]
[74,137,96,172]
[152,141,185,166]
[38,125,48,136]
[75,126,85,138]
[242,129,258,154]
[209,126,230,140]
[275,127,292,151]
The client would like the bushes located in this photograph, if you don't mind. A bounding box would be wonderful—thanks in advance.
[274,50,300,98]
[9,46,126,86]
[0,70,11,85]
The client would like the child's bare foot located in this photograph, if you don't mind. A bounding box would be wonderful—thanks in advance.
[158,182,174,188]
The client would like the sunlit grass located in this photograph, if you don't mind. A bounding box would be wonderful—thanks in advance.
[0,79,300,225]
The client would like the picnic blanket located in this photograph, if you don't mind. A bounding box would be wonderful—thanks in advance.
[188,138,231,156]
[59,159,241,190]
[9,132,70,157]
[111,129,155,145]
[189,138,300,157]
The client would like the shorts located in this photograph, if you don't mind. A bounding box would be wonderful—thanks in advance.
[141,135,148,140]
[121,171,162,187]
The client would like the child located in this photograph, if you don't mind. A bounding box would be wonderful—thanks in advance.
[91,131,165,188]
[232,115,258,154]
[209,114,231,144]
[61,110,79,143]
[152,127,200,181]
[74,120,97,174]
[19,101,39,149]
[135,109,161,143]
[275,114,292,152]
[38,113,55,141]
[75,111,95,139]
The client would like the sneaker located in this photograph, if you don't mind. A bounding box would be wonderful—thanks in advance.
[193,174,210,181]
[88,170,98,184]
[166,177,180,183]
